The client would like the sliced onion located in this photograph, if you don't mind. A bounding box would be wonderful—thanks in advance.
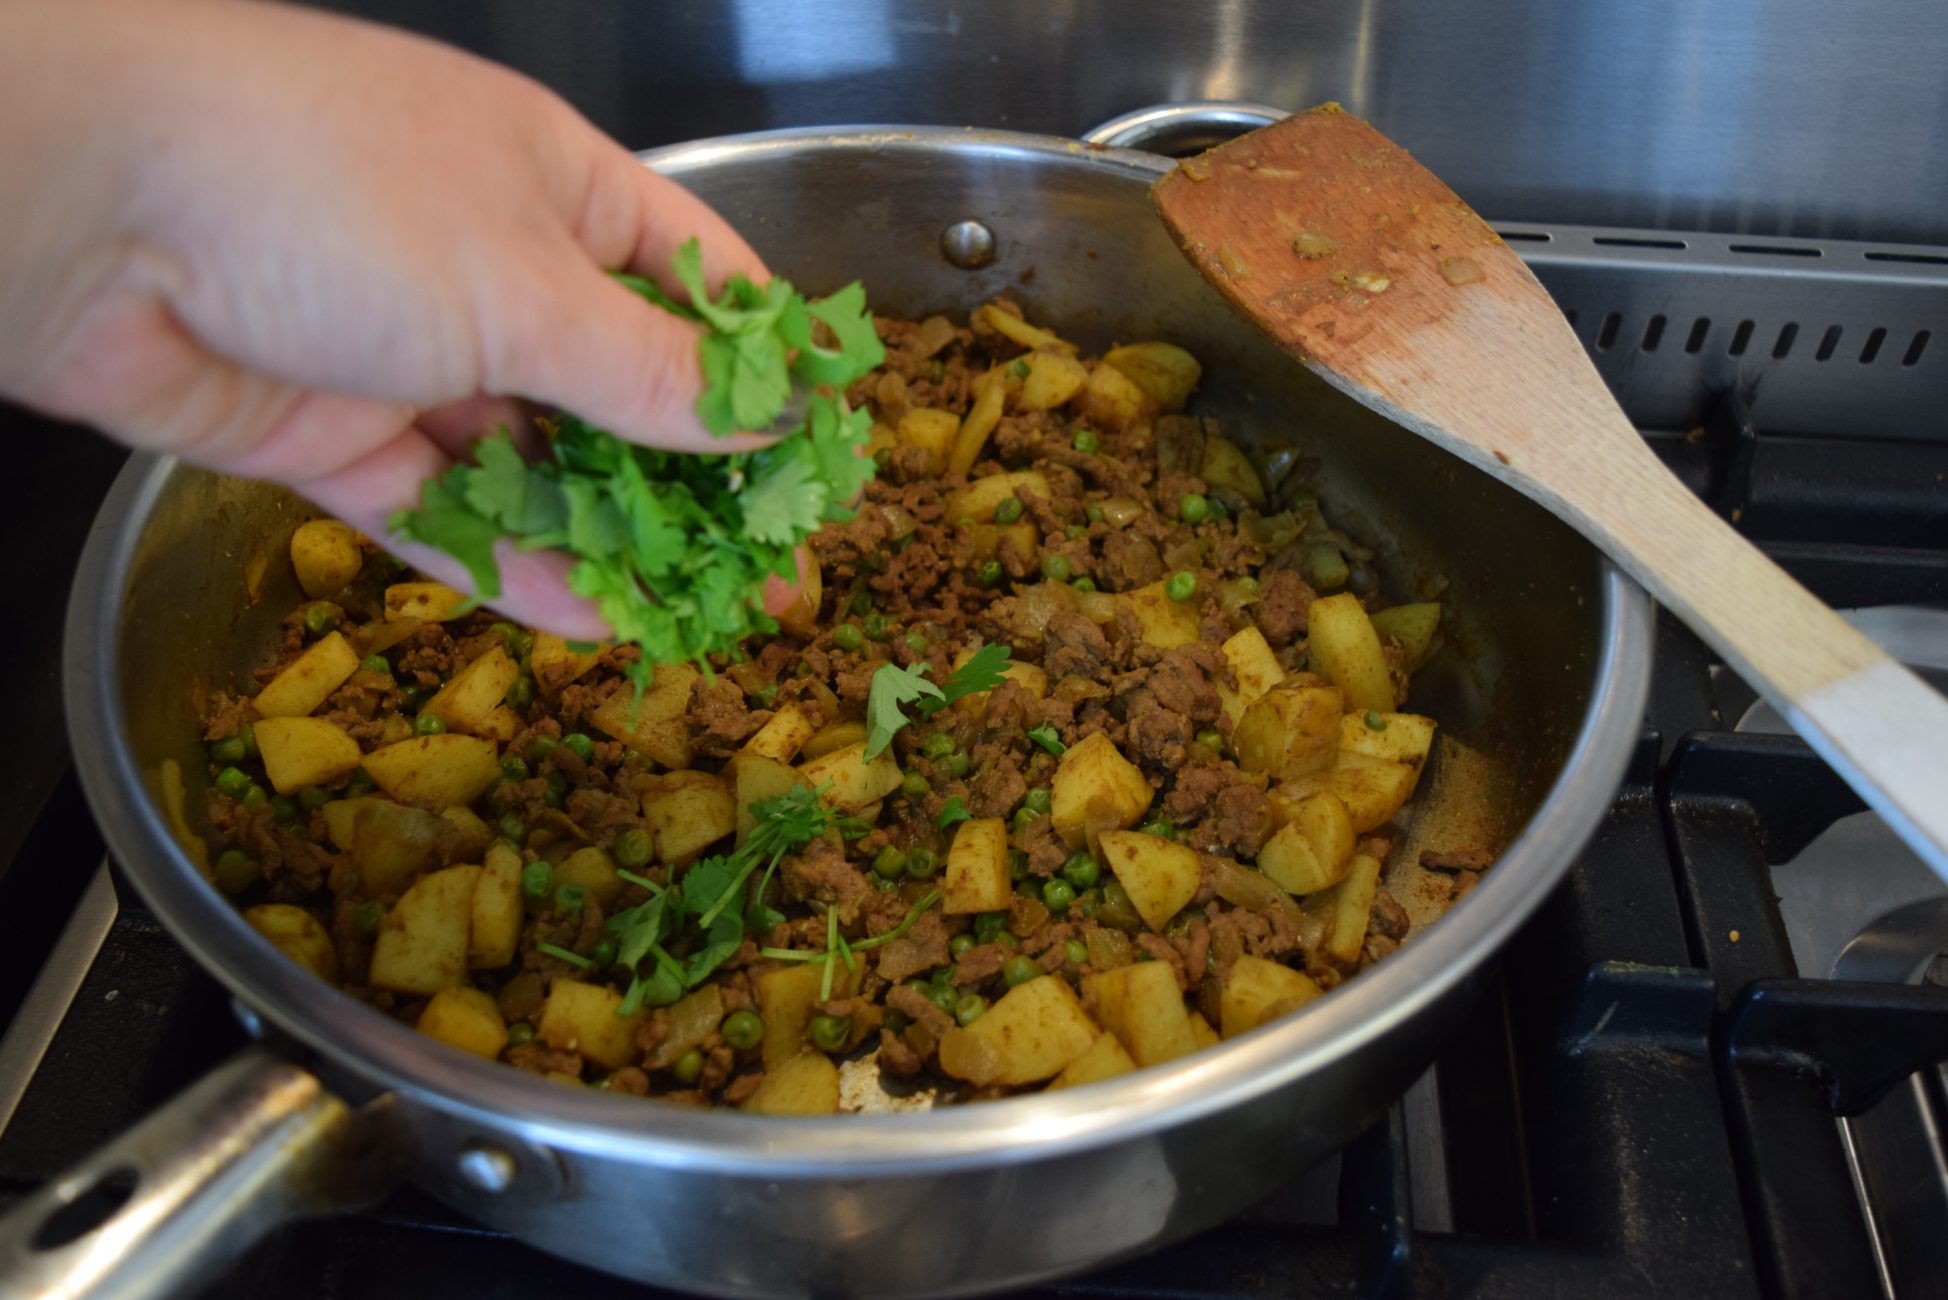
[1077,591,1120,624]
[878,503,918,541]
[912,315,958,358]
[1098,496,1145,528]
[1010,581,1078,642]
[1209,855,1302,920]
[1239,510,1301,549]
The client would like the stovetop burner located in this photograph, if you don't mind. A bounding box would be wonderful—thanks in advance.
[0,222,1943,1297]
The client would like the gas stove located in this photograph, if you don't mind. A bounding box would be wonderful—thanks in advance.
[0,224,1942,1299]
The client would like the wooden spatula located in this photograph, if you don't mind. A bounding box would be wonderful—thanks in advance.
[1153,103,1948,882]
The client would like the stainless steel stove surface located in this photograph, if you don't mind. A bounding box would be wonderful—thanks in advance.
[0,223,1944,1298]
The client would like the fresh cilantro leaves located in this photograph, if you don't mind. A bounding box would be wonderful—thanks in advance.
[937,795,972,828]
[390,239,884,693]
[861,643,1014,760]
[1026,723,1067,756]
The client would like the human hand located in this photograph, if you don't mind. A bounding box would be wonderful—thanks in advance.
[0,0,799,638]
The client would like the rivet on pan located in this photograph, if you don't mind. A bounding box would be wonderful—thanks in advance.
[455,1142,519,1194]
[940,220,996,269]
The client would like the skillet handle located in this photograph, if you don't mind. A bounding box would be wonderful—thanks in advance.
[0,1049,401,1300]
[1080,101,1290,154]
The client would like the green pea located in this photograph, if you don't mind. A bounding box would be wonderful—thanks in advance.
[303,602,341,636]
[505,675,537,709]
[1023,787,1052,815]
[1086,501,1105,523]
[885,1009,912,1034]
[872,846,909,880]
[872,874,899,893]
[297,785,331,813]
[1178,493,1211,524]
[554,883,587,912]
[1235,575,1262,597]
[1139,819,1179,841]
[1011,807,1038,834]
[1009,849,1030,881]
[414,712,446,736]
[1365,711,1388,731]
[544,770,570,805]
[589,936,619,969]
[500,755,531,782]
[832,623,864,652]
[1099,880,1143,931]
[345,769,377,797]
[1007,358,1031,379]
[977,559,1004,589]
[1064,938,1090,967]
[1193,728,1224,752]
[490,620,521,647]
[561,732,594,761]
[238,724,259,760]
[974,911,1009,943]
[1001,955,1040,987]
[847,587,874,616]
[722,1010,764,1051]
[901,771,931,798]
[1065,523,1088,541]
[214,766,251,799]
[948,933,976,959]
[1072,428,1101,454]
[873,447,893,471]
[354,900,384,935]
[923,732,957,761]
[398,685,427,712]
[1166,570,1197,602]
[214,849,259,895]
[270,795,299,824]
[506,1021,536,1048]
[1061,854,1101,889]
[928,983,961,1014]
[942,751,971,779]
[1043,878,1076,912]
[519,860,553,902]
[994,496,1025,524]
[1041,553,1072,582]
[809,1014,851,1052]
[1209,499,1230,520]
[904,630,931,656]
[1077,888,1101,920]
[954,994,988,1026]
[360,654,391,675]
[905,847,939,880]
[1072,577,1097,593]
[208,735,247,765]
[613,828,652,869]
[240,783,269,812]
[671,1047,705,1084]
[751,684,779,710]
[863,613,890,641]
[525,735,558,764]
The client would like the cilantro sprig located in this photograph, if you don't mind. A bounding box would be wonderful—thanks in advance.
[390,240,885,693]
[862,643,1013,760]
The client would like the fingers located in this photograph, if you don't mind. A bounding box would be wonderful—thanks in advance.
[571,141,769,295]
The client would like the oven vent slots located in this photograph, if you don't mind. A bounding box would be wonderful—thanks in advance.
[1594,312,1622,351]
[1496,229,1552,242]
[1864,250,1948,266]
[1729,242,1822,258]
[1903,331,1931,367]
[1684,319,1712,354]
[1594,235,1689,250]
[1859,328,1887,365]
[1729,321,1756,357]
[1815,326,1843,362]
[1771,323,1799,359]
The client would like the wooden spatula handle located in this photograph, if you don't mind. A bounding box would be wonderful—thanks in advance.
[1566,438,1948,878]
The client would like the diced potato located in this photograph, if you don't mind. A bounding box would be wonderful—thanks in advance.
[351,799,447,896]
[945,470,1052,524]
[537,979,643,1071]
[1122,580,1201,648]
[363,734,501,809]
[743,1052,841,1116]
[470,843,522,969]
[1018,348,1090,410]
[1221,955,1323,1038]
[800,720,867,762]
[421,645,520,735]
[244,904,339,982]
[642,771,735,865]
[368,865,481,995]
[977,302,1067,352]
[441,806,492,858]
[417,987,508,1059]
[1323,854,1383,965]
[290,520,363,599]
[530,631,605,697]
[475,705,520,743]
[797,741,902,813]
[253,631,359,718]
[320,797,380,850]
[384,581,467,622]
[1047,1031,1138,1090]
[731,753,811,845]
[756,962,859,1069]
[896,407,960,473]
[1187,1011,1220,1051]
[1339,712,1437,767]
[743,705,817,764]
[589,663,698,769]
[1214,626,1286,728]
[935,1026,1005,1086]
[1272,751,1421,833]
[943,818,1013,915]
[1233,680,1344,780]
[1082,960,1197,1068]
[1256,792,1356,895]
[1369,602,1442,670]
[646,985,725,1069]
[1050,733,1153,851]
[253,716,363,795]
[1075,358,1157,430]
[1308,593,1395,712]
[557,845,625,907]
[947,369,1008,476]
[771,556,823,640]
[1200,434,1267,508]
[945,976,1099,1085]
[1104,342,1202,412]
[965,523,1040,563]
[1099,831,1201,931]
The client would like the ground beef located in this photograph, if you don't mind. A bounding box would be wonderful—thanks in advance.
[607,1067,650,1096]
[722,1072,765,1105]
[879,1027,925,1076]
[1370,890,1411,941]
[1135,934,1189,988]
[1254,568,1316,644]
[1043,611,1111,679]
[953,942,1008,987]
[967,760,1027,819]
[876,910,950,984]
[1099,531,1165,591]
[1421,848,1496,872]
[1147,645,1225,722]
[1125,702,1193,769]
[507,1042,583,1078]
[887,983,955,1038]
[780,838,872,925]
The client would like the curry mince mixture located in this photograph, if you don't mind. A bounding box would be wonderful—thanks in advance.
[199,300,1475,1113]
